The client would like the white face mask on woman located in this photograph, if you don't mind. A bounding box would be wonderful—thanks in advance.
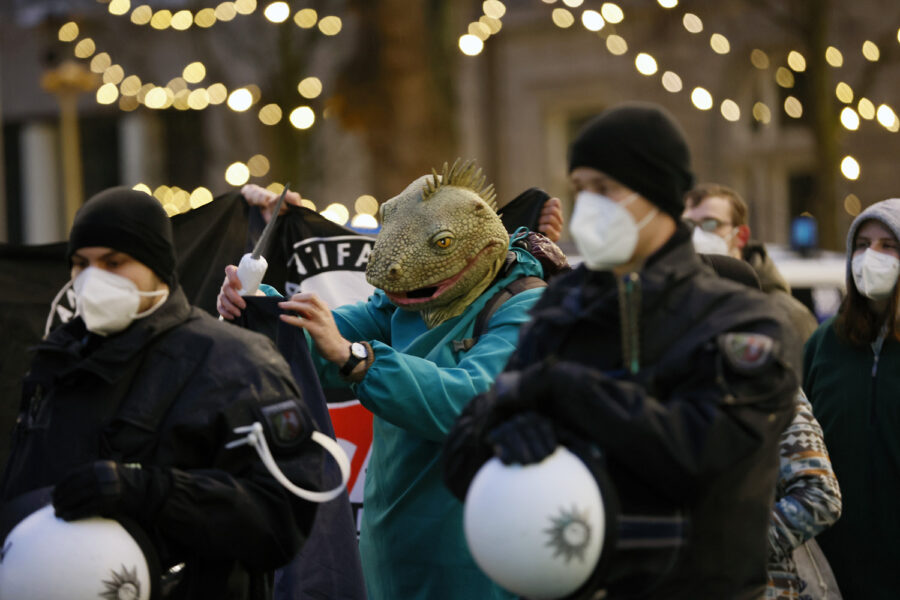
[73,267,169,336]
[569,191,658,271]
[851,248,900,301]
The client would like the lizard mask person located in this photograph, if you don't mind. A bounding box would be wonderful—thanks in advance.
[217,159,562,600]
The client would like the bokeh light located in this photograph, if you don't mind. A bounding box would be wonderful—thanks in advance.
[691,87,713,110]
[227,88,254,112]
[581,10,604,31]
[258,103,283,125]
[321,203,350,225]
[459,34,484,55]
[841,156,860,180]
[710,33,730,54]
[294,8,317,28]
[840,107,860,130]
[318,16,342,35]
[58,22,79,42]
[844,194,861,216]
[787,50,807,72]
[289,106,316,129]
[661,71,682,93]
[552,8,575,28]
[606,35,627,55]
[183,62,207,84]
[682,13,703,33]
[248,154,271,177]
[720,99,740,122]
[355,194,379,215]
[298,77,323,98]
[784,96,803,119]
[862,40,880,61]
[264,1,290,23]
[225,162,251,186]
[750,49,769,69]
[858,98,875,120]
[835,82,853,103]
[634,53,658,75]
[752,102,772,124]
[600,3,624,24]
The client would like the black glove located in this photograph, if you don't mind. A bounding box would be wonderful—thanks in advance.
[490,360,553,418]
[52,460,169,522]
[486,411,557,465]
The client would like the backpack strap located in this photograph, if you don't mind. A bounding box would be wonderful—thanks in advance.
[452,275,547,353]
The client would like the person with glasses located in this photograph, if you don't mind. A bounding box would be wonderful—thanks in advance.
[683,183,819,341]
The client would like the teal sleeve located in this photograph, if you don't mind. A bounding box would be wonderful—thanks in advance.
[354,288,542,442]
[259,283,283,298]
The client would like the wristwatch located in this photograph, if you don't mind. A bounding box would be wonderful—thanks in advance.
[339,342,369,377]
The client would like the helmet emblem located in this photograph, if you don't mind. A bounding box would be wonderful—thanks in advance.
[100,564,142,600]
[544,505,592,563]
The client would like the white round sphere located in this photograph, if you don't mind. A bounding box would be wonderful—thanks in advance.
[464,446,605,599]
[0,505,151,600]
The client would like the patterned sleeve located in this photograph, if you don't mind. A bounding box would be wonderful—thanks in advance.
[768,389,842,562]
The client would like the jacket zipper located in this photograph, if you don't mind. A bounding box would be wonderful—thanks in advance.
[618,272,641,375]
[869,336,884,426]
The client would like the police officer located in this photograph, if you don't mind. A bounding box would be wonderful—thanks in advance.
[443,104,800,599]
[0,187,325,600]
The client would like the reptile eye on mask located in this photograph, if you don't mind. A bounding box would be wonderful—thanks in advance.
[569,191,657,271]
[74,267,168,336]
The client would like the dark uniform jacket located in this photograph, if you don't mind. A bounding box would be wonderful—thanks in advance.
[0,287,324,600]
[444,226,800,600]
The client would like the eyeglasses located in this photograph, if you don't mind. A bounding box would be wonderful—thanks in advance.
[683,217,731,232]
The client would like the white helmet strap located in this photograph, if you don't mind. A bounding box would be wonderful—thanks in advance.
[226,422,350,503]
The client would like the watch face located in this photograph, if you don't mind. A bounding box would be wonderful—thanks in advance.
[351,342,368,359]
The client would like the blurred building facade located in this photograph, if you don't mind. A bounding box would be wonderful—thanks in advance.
[3,0,900,249]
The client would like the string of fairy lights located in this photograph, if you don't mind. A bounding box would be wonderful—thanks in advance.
[53,0,381,229]
[459,0,900,217]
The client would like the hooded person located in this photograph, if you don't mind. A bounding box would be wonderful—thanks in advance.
[0,187,329,600]
[442,103,800,600]
[803,198,900,599]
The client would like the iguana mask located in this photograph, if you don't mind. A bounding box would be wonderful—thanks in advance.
[366,159,510,329]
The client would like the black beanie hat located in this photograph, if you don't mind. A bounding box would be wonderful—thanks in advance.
[568,103,695,218]
[68,187,177,288]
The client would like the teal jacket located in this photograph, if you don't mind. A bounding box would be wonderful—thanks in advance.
[803,317,900,599]
[311,246,544,600]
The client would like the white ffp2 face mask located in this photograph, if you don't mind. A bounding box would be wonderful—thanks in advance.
[73,267,169,336]
[852,249,900,301]
[569,191,658,271]
[691,227,731,256]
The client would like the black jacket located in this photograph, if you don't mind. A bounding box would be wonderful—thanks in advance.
[444,227,800,600]
[0,287,324,600]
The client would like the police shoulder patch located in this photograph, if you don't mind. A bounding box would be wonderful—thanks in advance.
[718,332,775,374]
[257,399,309,453]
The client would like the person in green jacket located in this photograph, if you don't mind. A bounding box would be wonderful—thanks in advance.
[803,197,900,599]
[219,161,550,600]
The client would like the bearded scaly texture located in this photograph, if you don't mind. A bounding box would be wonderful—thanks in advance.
[366,159,509,328]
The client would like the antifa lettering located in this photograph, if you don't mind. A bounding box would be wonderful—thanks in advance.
[287,236,373,279]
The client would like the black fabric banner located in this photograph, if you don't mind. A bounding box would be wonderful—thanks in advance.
[237,297,367,600]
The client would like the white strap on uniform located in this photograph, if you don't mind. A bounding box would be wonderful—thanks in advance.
[226,422,350,503]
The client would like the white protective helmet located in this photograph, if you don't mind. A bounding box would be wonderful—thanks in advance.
[464,446,607,599]
[0,504,154,600]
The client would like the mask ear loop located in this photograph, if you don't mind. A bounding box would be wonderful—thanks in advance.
[43,279,75,339]
[226,423,351,503]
